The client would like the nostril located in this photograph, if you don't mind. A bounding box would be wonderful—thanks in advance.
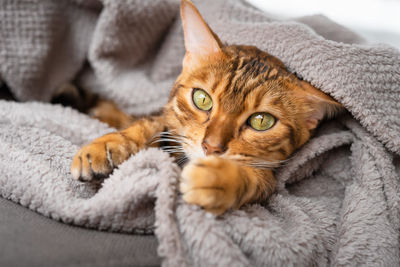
[202,140,224,155]
[201,141,208,153]
[201,141,209,155]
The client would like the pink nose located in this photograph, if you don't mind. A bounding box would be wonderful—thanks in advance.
[202,140,225,155]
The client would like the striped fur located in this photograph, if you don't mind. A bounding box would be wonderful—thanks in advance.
[71,0,342,214]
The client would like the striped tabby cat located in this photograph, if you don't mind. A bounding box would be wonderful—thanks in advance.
[71,0,342,215]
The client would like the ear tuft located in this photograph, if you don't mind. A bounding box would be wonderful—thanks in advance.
[304,95,344,130]
[298,81,344,130]
[180,0,221,57]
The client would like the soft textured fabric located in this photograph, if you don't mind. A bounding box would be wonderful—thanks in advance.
[0,0,399,266]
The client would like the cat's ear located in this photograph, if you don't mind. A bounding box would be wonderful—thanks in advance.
[298,81,344,130]
[180,0,222,63]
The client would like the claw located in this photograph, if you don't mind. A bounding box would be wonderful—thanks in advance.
[70,133,137,182]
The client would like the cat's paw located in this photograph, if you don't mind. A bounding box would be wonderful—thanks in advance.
[71,133,138,182]
[180,156,242,215]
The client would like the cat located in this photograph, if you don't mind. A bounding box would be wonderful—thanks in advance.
[71,0,343,215]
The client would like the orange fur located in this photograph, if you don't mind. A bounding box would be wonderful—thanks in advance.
[71,0,343,214]
[89,99,134,130]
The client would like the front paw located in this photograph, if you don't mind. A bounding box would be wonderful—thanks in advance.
[180,156,242,215]
[71,133,138,182]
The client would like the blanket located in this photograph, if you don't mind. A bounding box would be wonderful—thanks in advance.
[1,0,399,266]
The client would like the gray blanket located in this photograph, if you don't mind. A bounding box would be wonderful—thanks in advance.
[1,0,399,266]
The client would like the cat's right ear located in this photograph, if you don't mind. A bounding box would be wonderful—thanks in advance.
[180,0,222,66]
[298,80,344,130]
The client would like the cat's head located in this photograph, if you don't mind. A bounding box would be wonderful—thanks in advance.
[163,0,343,166]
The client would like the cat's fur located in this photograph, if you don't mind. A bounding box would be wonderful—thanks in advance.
[71,0,342,215]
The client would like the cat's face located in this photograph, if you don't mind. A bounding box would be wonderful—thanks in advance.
[163,0,341,166]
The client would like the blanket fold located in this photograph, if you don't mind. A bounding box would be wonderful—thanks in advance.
[1,0,399,266]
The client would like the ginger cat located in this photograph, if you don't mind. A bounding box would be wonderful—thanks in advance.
[71,0,342,215]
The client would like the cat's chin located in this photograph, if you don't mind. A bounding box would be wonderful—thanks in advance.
[185,154,205,163]
[183,151,229,164]
[182,145,206,162]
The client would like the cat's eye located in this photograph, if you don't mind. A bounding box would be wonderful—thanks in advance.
[192,89,212,111]
[248,113,276,131]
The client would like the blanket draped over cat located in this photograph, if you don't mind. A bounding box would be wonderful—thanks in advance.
[0,0,399,266]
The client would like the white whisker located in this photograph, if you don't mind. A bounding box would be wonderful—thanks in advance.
[148,130,191,166]
[162,145,185,151]
[225,154,290,170]
[162,150,185,154]
[150,130,187,142]
[150,138,187,144]
[176,155,189,165]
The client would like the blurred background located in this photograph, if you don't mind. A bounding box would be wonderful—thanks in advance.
[247,0,400,49]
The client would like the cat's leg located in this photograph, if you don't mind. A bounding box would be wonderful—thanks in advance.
[52,83,135,130]
[71,116,165,181]
[180,156,276,215]
[88,99,134,130]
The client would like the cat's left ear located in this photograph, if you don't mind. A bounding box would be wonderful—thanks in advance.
[180,0,223,65]
[299,81,344,130]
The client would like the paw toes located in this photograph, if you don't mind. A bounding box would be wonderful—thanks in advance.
[71,133,139,183]
[71,149,113,182]
[89,151,113,177]
[183,189,228,215]
[179,157,240,215]
[71,155,82,180]
[182,188,224,208]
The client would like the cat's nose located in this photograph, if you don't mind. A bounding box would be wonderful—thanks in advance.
[202,140,225,155]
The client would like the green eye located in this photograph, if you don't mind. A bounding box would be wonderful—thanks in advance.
[248,113,276,131]
[193,89,212,111]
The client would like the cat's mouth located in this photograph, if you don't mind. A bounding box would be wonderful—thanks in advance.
[150,130,192,166]
[165,141,204,167]
[152,131,287,169]
[151,130,215,166]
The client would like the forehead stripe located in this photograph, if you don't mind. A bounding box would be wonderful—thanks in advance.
[214,56,240,93]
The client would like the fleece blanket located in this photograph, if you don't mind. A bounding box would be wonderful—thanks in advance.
[1,0,400,266]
